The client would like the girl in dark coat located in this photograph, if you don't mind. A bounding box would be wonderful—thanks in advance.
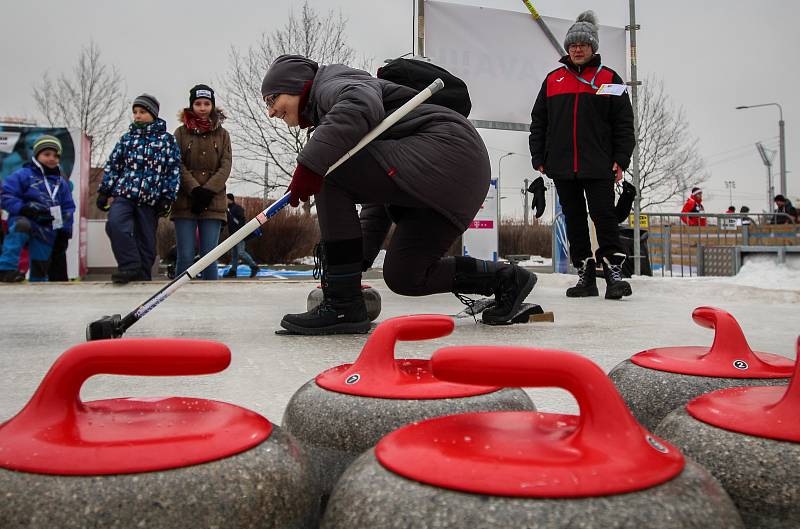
[172,84,232,280]
[261,55,536,334]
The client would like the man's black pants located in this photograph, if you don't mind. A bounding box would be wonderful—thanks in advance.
[554,177,623,267]
[315,151,462,296]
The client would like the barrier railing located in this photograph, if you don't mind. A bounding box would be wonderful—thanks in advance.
[642,212,798,277]
[551,212,799,277]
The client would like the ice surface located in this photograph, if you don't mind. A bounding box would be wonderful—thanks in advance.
[0,271,796,425]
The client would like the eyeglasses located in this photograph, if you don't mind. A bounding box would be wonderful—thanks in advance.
[264,94,278,109]
[568,43,592,51]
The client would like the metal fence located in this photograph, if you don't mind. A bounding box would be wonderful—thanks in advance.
[551,211,799,277]
[642,212,798,277]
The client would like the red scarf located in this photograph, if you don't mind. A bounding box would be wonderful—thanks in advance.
[298,80,314,129]
[184,110,213,134]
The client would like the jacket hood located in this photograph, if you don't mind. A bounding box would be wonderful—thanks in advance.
[178,107,227,129]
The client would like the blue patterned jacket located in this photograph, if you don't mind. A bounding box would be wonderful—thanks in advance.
[99,119,181,206]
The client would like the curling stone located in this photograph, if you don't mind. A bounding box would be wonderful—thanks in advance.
[655,338,800,529]
[608,306,792,430]
[308,283,381,321]
[0,339,317,529]
[323,345,744,529]
[281,314,534,506]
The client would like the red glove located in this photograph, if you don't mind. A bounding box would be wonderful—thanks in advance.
[288,164,324,207]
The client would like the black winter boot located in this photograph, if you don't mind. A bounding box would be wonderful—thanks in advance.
[482,264,537,325]
[566,258,599,297]
[111,269,144,284]
[0,269,24,282]
[280,241,370,335]
[601,253,633,300]
[451,257,537,325]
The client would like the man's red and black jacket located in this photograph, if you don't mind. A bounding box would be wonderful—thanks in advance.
[529,54,635,180]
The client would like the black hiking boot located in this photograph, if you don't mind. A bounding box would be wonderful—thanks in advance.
[223,267,237,278]
[0,269,24,283]
[482,265,538,325]
[566,258,599,297]
[249,265,259,278]
[601,253,633,300]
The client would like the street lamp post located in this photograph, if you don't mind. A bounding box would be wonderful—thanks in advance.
[724,180,736,206]
[498,152,513,225]
[736,103,786,197]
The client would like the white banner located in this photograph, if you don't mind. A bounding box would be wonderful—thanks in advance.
[425,1,627,125]
[462,178,499,261]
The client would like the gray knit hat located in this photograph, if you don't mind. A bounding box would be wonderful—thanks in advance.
[132,93,160,119]
[564,11,599,53]
[32,135,62,157]
[260,55,319,99]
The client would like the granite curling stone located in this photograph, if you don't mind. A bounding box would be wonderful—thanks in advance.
[0,339,318,529]
[308,283,382,321]
[608,306,792,430]
[323,344,744,529]
[281,314,534,507]
[655,338,800,529]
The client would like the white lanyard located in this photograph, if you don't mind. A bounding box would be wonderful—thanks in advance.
[42,176,60,203]
[33,158,60,203]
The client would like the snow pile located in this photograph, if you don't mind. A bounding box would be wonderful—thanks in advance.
[516,255,552,267]
[722,255,800,291]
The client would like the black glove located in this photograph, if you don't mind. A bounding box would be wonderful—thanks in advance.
[620,180,637,198]
[190,187,216,215]
[20,204,44,219]
[20,203,53,224]
[52,230,70,254]
[528,177,547,219]
[156,198,173,218]
[615,180,637,224]
[96,193,110,212]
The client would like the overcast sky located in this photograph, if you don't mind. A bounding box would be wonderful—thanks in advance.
[1,0,796,217]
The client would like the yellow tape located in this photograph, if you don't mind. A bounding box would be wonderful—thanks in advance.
[521,0,541,19]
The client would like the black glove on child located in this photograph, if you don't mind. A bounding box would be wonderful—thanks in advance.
[156,198,173,218]
[20,203,54,224]
[190,187,216,215]
[527,177,547,219]
[96,193,110,212]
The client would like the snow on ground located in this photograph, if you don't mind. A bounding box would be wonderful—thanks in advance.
[0,270,796,426]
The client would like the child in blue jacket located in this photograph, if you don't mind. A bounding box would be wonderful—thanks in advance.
[97,94,181,283]
[0,135,75,282]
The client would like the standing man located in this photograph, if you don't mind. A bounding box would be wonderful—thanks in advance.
[680,187,707,226]
[223,193,259,278]
[529,11,635,299]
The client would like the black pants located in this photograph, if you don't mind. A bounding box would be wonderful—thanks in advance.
[106,196,158,279]
[315,151,462,296]
[554,177,623,267]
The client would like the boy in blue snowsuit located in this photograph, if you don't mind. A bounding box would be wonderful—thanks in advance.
[0,135,75,282]
[97,94,181,283]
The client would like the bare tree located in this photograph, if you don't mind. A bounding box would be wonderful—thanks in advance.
[220,1,368,210]
[631,76,708,209]
[33,42,128,167]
